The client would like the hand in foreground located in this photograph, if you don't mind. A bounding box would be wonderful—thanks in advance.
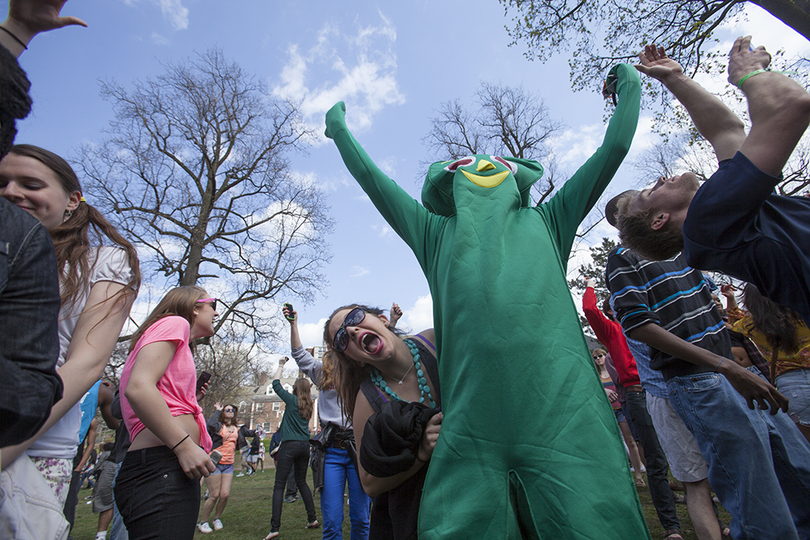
[416,412,443,462]
[282,304,297,323]
[174,437,215,479]
[6,0,86,42]
[635,44,684,84]
[720,360,789,414]
[728,35,771,87]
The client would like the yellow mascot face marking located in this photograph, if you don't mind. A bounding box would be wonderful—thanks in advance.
[444,156,516,189]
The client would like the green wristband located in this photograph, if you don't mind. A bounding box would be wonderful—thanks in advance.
[736,69,768,89]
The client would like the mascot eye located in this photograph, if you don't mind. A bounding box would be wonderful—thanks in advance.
[492,156,518,175]
[444,156,476,172]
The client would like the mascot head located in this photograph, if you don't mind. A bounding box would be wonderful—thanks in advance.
[421,154,544,216]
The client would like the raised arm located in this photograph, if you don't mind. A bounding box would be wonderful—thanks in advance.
[542,63,641,258]
[284,304,323,386]
[0,0,87,58]
[325,102,442,269]
[582,280,612,344]
[636,44,745,162]
[729,36,810,177]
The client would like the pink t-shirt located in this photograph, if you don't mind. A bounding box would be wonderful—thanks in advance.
[120,316,213,453]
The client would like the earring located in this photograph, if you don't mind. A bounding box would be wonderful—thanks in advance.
[63,210,73,221]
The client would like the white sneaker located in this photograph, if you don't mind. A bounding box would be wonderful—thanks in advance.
[213,519,224,531]
[198,522,213,534]
[236,473,245,477]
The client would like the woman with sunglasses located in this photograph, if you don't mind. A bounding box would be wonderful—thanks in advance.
[322,304,442,540]
[197,400,241,533]
[115,286,218,540]
[264,356,319,539]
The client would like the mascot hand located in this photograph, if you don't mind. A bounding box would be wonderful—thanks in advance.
[324,101,347,140]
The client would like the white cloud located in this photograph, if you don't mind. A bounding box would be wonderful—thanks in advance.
[372,223,395,239]
[399,294,433,332]
[121,0,189,31]
[157,0,188,30]
[272,14,405,141]
[297,318,328,349]
[150,32,169,45]
[351,266,370,277]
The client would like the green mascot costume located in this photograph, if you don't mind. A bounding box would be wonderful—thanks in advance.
[325,63,649,539]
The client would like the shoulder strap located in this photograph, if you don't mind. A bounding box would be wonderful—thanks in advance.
[407,338,441,408]
[360,378,386,413]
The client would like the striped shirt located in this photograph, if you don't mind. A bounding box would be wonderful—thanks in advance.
[606,247,732,381]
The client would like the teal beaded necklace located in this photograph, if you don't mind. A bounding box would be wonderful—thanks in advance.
[370,339,436,408]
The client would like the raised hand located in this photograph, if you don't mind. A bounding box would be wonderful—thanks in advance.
[728,35,771,87]
[324,101,347,140]
[635,44,684,84]
[6,0,87,42]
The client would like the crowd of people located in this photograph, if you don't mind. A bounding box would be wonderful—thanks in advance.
[2,2,810,540]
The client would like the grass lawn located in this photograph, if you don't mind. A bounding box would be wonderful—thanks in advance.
[70,468,730,539]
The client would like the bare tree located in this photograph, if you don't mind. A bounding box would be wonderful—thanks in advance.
[79,49,332,344]
[424,82,563,203]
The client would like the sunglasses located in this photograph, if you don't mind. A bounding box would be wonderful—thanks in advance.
[223,407,235,412]
[196,298,218,310]
[333,307,366,352]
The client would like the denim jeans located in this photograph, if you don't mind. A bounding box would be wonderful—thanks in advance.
[625,390,680,532]
[113,447,201,540]
[322,446,370,540]
[777,368,810,426]
[271,440,317,532]
[110,462,129,540]
[668,372,810,540]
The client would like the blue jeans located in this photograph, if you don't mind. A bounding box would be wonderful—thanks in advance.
[322,446,370,540]
[271,440,317,532]
[114,447,200,540]
[668,372,810,540]
[625,390,679,532]
[110,462,129,540]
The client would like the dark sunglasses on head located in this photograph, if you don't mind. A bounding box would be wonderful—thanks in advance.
[333,307,366,352]
[196,298,218,311]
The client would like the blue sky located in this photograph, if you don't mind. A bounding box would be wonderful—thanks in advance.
[8,0,808,358]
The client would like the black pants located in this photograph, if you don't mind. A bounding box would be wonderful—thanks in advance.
[113,446,201,540]
[271,440,317,532]
[625,390,680,532]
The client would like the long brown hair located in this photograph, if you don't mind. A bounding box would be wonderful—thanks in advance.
[8,145,141,309]
[320,304,402,421]
[742,283,802,354]
[293,378,313,421]
[129,286,208,352]
[219,404,238,427]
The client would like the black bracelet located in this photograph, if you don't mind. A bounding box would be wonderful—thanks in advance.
[0,26,27,50]
[171,434,190,451]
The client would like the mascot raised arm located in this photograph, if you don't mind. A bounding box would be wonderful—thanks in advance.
[325,63,649,539]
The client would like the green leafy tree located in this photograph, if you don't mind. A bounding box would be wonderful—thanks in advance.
[499,0,809,100]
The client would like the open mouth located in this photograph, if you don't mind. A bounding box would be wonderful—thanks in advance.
[360,332,383,354]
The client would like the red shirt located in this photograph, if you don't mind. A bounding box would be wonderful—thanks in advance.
[583,287,641,387]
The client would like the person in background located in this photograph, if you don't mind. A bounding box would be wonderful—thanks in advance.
[284,303,371,540]
[198,402,241,534]
[583,280,682,538]
[92,441,118,540]
[263,356,319,539]
[115,286,217,540]
[734,283,810,444]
